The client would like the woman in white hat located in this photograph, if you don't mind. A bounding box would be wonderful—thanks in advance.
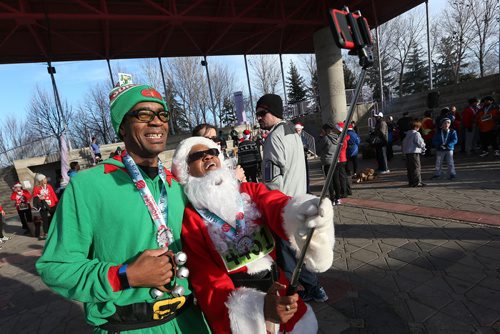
[32,174,58,239]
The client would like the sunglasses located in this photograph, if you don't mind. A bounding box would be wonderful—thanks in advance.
[187,148,220,164]
[128,109,170,123]
[255,109,270,118]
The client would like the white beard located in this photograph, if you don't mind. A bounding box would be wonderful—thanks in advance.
[184,168,241,226]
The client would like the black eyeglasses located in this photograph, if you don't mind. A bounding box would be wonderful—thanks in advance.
[187,148,220,163]
[128,109,170,123]
[256,109,270,118]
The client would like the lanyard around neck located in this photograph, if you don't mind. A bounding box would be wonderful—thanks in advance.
[122,153,173,247]
[195,198,247,242]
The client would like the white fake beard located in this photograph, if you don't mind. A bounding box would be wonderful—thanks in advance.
[184,168,241,226]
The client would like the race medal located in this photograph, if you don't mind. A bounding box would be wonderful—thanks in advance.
[157,225,173,247]
[236,235,254,255]
[222,225,275,272]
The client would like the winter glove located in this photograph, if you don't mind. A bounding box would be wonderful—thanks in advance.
[282,194,335,273]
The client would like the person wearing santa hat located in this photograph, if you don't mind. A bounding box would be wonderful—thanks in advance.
[37,84,210,333]
[172,136,334,334]
[10,182,33,234]
[32,174,58,239]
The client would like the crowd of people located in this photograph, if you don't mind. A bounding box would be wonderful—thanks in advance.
[1,80,496,332]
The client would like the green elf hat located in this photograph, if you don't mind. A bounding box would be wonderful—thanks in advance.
[109,84,168,135]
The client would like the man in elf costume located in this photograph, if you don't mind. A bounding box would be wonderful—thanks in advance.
[36,84,210,333]
[172,136,335,334]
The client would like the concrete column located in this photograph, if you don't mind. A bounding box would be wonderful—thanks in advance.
[313,26,346,125]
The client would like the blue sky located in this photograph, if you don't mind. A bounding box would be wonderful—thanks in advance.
[0,0,446,121]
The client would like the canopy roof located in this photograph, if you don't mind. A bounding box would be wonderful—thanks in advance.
[0,0,425,64]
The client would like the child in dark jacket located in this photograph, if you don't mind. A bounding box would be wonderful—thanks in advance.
[432,118,458,180]
[402,120,426,187]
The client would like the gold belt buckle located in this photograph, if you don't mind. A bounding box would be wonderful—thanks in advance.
[152,296,186,320]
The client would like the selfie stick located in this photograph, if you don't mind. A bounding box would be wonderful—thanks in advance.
[286,7,373,297]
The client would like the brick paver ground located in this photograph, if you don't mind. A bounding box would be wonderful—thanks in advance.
[1,150,499,333]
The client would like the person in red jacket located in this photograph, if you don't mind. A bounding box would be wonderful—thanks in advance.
[476,96,500,157]
[333,122,351,199]
[462,97,479,155]
[32,174,58,239]
[10,182,32,234]
[421,110,435,157]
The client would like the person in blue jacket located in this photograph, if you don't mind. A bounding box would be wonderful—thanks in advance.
[346,123,361,178]
[431,118,458,180]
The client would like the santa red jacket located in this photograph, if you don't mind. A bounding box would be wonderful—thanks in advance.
[32,184,58,208]
[10,189,32,211]
[181,182,332,334]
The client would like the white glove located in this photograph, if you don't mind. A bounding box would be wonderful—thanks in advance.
[282,194,335,273]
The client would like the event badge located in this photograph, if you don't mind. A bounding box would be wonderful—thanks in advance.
[222,225,275,272]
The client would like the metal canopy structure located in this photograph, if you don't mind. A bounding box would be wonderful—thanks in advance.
[0,0,425,64]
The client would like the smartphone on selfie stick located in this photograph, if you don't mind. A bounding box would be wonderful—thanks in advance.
[286,7,374,300]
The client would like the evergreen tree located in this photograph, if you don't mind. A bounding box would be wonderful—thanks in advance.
[164,80,189,132]
[220,97,236,126]
[286,61,307,104]
[400,42,429,95]
[365,53,396,102]
[343,61,356,89]
[308,68,320,110]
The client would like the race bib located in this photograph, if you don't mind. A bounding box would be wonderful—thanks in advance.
[222,226,275,272]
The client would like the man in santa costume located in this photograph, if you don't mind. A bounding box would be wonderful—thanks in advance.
[172,136,335,334]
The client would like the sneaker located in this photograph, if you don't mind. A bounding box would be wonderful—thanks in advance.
[416,183,426,187]
[311,286,329,302]
[1,236,9,241]
[479,151,489,157]
[334,199,342,205]
[379,170,390,174]
[448,174,456,180]
[431,175,440,179]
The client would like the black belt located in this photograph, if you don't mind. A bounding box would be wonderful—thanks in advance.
[98,294,192,333]
[230,263,279,293]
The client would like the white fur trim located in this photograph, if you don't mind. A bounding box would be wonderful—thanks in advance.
[282,195,335,273]
[226,287,266,334]
[245,255,274,274]
[288,304,318,334]
[171,137,224,185]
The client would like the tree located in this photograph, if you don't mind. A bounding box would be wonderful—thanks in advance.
[27,86,73,141]
[220,97,236,126]
[300,54,320,109]
[286,60,307,104]
[439,0,475,84]
[387,12,425,97]
[400,42,429,95]
[343,61,357,89]
[166,57,207,130]
[249,55,281,97]
[467,0,498,77]
[209,61,237,128]
[72,82,114,147]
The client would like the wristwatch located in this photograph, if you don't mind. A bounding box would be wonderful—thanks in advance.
[118,264,131,289]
